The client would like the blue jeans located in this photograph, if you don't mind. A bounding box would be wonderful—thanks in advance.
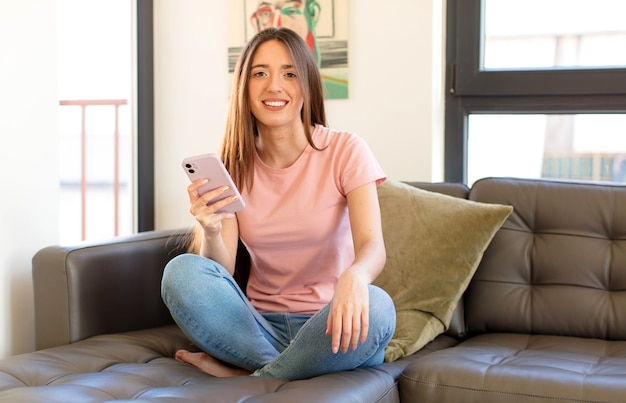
[161,253,396,380]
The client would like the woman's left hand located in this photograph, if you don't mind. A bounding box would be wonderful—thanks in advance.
[326,270,370,354]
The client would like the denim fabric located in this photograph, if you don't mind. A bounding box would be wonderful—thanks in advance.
[161,253,396,380]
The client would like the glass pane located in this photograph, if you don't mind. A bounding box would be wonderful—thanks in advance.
[58,0,134,244]
[483,0,626,70]
[467,114,626,185]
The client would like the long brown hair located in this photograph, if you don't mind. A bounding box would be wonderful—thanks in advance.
[220,27,327,192]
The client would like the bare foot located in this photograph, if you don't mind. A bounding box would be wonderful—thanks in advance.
[175,349,251,377]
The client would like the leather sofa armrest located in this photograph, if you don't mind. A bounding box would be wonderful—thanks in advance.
[32,228,189,350]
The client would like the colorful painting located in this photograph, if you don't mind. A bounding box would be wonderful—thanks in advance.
[227,0,349,99]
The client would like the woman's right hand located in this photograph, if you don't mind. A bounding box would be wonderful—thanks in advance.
[188,179,239,236]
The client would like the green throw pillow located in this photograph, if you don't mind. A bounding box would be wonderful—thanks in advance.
[374,180,513,362]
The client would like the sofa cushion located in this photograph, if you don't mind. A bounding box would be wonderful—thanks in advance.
[400,333,626,403]
[374,180,512,362]
[0,325,408,403]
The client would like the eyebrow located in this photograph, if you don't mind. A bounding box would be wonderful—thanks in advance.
[251,64,295,69]
[258,0,303,6]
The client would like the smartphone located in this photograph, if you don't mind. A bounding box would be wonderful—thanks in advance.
[182,153,245,213]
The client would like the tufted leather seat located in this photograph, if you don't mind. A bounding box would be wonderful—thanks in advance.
[1,323,461,402]
[401,333,626,402]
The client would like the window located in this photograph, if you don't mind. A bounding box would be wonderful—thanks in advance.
[58,0,133,243]
[445,0,626,184]
[57,0,154,243]
[483,0,626,70]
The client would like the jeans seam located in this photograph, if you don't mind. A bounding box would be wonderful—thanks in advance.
[286,313,295,341]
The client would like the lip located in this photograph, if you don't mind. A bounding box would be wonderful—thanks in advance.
[262,99,288,109]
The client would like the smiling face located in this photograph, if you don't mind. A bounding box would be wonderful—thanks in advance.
[248,39,304,133]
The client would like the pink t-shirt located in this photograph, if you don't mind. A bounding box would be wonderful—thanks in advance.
[237,125,385,314]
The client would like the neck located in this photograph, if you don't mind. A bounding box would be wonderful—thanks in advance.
[255,124,311,169]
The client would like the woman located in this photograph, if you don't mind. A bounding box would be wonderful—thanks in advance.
[161,27,395,381]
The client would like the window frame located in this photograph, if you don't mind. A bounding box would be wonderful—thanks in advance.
[445,0,626,183]
[137,0,154,231]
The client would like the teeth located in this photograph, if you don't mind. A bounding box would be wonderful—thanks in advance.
[264,101,286,107]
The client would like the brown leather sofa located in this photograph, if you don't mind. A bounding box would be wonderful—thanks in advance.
[0,177,624,402]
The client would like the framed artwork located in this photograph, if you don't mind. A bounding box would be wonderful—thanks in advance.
[227,0,349,99]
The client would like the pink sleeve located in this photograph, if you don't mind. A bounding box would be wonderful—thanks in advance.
[335,133,386,195]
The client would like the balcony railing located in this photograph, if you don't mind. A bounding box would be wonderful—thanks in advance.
[59,99,129,241]
[543,153,626,183]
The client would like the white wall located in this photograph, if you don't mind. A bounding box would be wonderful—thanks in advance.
[154,0,446,230]
[0,0,59,357]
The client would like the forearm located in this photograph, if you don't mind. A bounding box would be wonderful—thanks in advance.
[343,237,386,284]
[344,181,386,283]
[199,233,236,275]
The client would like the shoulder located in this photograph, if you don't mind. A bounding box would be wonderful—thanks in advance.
[311,125,385,194]
[313,125,368,152]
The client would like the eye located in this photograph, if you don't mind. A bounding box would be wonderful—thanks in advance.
[282,6,302,17]
[251,70,267,78]
[284,71,298,79]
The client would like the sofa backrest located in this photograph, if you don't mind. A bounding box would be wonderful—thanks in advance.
[466,177,626,340]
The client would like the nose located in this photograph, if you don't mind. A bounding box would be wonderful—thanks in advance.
[268,72,283,92]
